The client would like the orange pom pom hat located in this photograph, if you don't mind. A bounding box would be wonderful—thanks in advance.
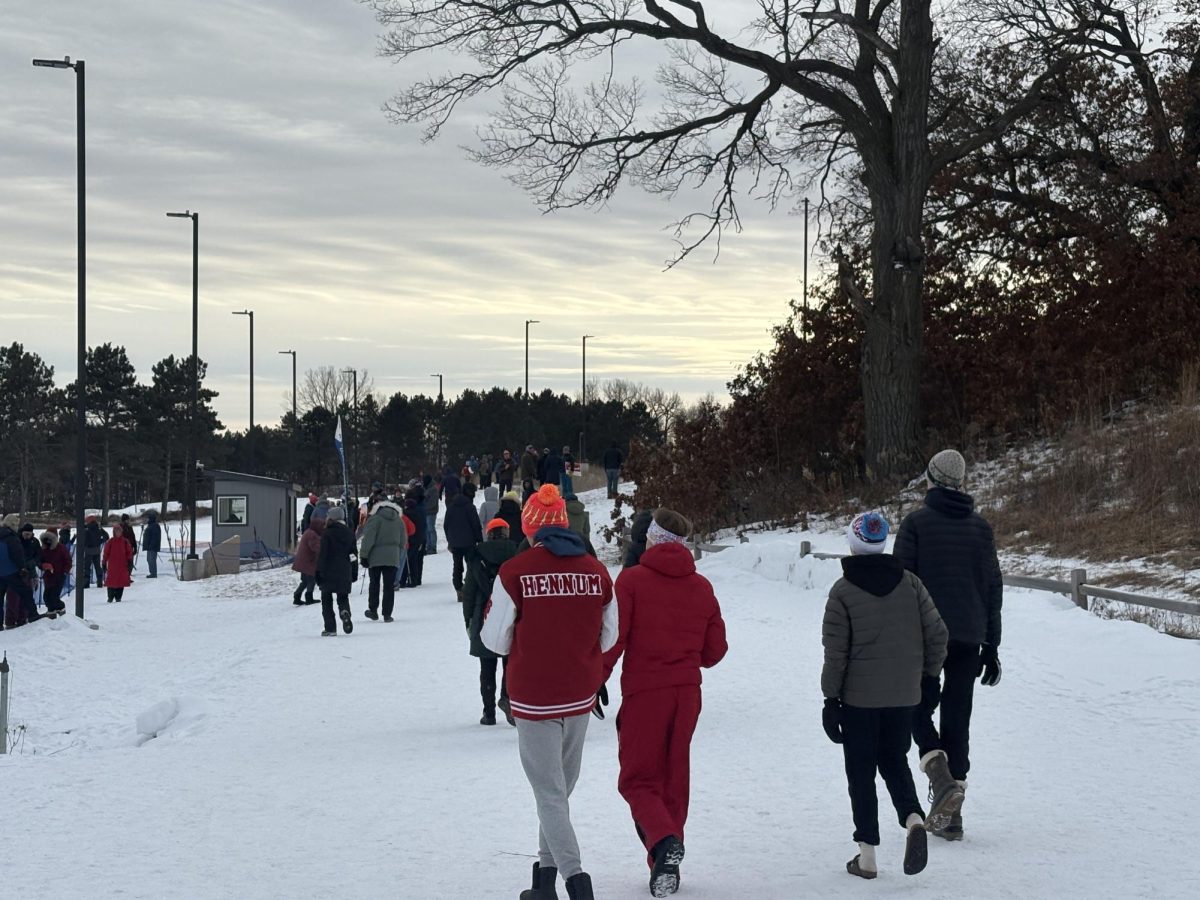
[521,484,569,538]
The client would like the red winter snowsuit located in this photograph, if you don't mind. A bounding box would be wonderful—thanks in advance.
[101,529,134,589]
[602,541,728,857]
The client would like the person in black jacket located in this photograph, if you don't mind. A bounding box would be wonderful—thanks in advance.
[444,482,483,599]
[462,519,519,725]
[83,516,107,587]
[142,511,162,578]
[602,442,624,499]
[1,514,39,626]
[497,490,523,539]
[623,509,654,569]
[893,449,1003,842]
[315,506,357,636]
[542,447,565,489]
[402,488,427,588]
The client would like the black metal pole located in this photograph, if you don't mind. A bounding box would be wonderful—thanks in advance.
[189,212,198,559]
[74,59,86,619]
[802,197,810,337]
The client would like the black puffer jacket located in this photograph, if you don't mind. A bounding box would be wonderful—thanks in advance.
[316,519,357,594]
[893,487,1003,647]
[623,509,654,569]
[497,497,523,539]
[443,493,483,550]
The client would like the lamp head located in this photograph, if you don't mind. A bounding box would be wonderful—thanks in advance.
[32,57,74,69]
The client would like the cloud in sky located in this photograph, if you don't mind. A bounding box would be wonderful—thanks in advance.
[0,0,817,429]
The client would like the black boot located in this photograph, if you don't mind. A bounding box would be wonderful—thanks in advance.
[518,862,559,899]
[649,836,685,897]
[293,587,304,606]
[564,872,593,900]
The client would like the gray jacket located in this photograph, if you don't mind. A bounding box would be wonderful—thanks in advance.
[478,486,500,530]
[821,554,948,708]
[358,501,408,569]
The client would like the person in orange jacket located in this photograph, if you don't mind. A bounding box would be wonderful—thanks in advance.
[602,508,728,898]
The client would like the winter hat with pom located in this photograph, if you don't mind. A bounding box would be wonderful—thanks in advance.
[926,449,966,490]
[847,511,889,556]
[521,484,569,538]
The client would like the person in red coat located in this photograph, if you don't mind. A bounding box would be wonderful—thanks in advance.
[38,530,72,614]
[291,517,326,605]
[101,523,134,602]
[603,508,728,898]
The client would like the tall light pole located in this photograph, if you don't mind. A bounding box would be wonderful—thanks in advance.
[279,350,297,426]
[232,309,254,469]
[166,210,199,562]
[802,196,810,338]
[430,373,443,470]
[341,368,358,499]
[582,334,595,463]
[34,55,86,618]
[524,319,539,437]
[430,373,443,402]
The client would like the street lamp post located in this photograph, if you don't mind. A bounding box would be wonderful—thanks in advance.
[232,310,254,469]
[802,196,810,337]
[430,373,443,470]
[33,55,86,618]
[166,210,199,562]
[582,334,595,463]
[279,350,297,426]
[524,319,539,437]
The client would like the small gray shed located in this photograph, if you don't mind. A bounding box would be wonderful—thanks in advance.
[206,469,300,555]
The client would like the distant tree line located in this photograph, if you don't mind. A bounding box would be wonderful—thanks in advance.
[0,343,673,517]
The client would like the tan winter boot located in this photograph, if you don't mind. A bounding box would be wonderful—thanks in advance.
[935,780,966,841]
[920,750,965,833]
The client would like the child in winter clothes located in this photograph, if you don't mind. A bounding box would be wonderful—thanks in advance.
[603,508,727,898]
[821,512,949,880]
[462,517,518,725]
[102,523,134,602]
[481,484,617,900]
[38,530,72,614]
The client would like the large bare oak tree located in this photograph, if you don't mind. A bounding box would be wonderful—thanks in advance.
[367,0,1100,476]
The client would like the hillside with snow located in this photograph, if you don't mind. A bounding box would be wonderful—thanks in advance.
[2,487,1197,899]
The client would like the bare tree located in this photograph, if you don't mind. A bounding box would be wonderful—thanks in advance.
[602,378,643,406]
[296,366,376,415]
[367,0,1105,476]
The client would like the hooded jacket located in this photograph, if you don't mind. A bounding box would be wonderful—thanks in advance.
[622,509,654,569]
[893,487,1003,647]
[102,529,134,588]
[462,537,519,659]
[542,450,565,486]
[602,541,727,696]
[316,519,357,594]
[0,525,24,578]
[497,496,523,540]
[84,520,108,553]
[443,492,483,550]
[477,486,500,530]
[821,554,948,708]
[359,500,407,569]
[404,494,428,549]
[292,517,326,576]
[39,531,72,589]
[481,526,617,721]
[142,512,162,553]
[564,498,596,557]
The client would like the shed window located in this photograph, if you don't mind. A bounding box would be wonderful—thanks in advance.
[216,495,248,525]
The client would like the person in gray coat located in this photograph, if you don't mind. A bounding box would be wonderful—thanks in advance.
[359,498,407,622]
[478,485,500,531]
[821,511,949,881]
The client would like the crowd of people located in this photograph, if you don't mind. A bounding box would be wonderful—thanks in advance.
[0,509,163,628]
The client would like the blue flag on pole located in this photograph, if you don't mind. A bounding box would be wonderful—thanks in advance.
[334,415,348,500]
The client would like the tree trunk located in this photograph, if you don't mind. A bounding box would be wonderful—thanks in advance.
[162,439,172,516]
[103,431,111,521]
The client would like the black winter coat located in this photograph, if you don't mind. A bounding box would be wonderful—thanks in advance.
[84,522,107,552]
[893,487,1003,647]
[404,496,427,550]
[316,520,358,594]
[142,520,162,553]
[462,538,518,658]
[443,493,483,550]
[542,451,565,486]
[497,498,523,539]
[623,509,654,569]
[602,446,623,469]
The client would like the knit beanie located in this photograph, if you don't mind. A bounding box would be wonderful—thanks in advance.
[847,512,889,555]
[312,501,330,521]
[327,506,345,522]
[926,449,967,490]
[485,518,510,536]
[521,484,569,538]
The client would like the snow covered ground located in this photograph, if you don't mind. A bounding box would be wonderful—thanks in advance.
[3,487,1198,899]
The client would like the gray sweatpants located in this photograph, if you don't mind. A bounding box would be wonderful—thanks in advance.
[515,715,590,879]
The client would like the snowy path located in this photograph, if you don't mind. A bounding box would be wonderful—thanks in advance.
[3,491,1198,899]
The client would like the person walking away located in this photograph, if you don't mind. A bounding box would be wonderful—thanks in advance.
[479,453,494,490]
[462,518,519,725]
[561,445,575,480]
[1,513,39,627]
[402,486,427,588]
[536,447,551,487]
[393,497,416,591]
[623,510,654,569]
[120,514,138,573]
[292,517,324,605]
[822,512,949,880]
[478,485,500,530]
[444,482,483,601]
[83,515,106,587]
[894,449,1003,841]
[496,449,517,494]
[602,508,727,897]
[481,484,617,900]
[602,442,624,499]
[498,490,523,540]
[562,480,596,557]
[359,495,406,622]
[301,492,319,533]
[38,530,72,615]
[423,474,440,555]
[542,446,565,490]
[102,522,134,603]
[519,445,539,489]
[315,506,357,636]
[142,510,162,578]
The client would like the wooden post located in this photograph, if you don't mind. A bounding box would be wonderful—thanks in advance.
[800,540,812,558]
[692,541,702,561]
[1070,568,1088,610]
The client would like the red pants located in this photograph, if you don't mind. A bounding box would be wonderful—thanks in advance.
[616,685,702,860]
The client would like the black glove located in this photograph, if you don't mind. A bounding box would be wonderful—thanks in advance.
[920,674,942,710]
[591,683,609,720]
[822,698,843,744]
[979,645,1002,687]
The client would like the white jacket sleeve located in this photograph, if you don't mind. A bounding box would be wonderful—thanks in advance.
[480,577,517,656]
[599,597,619,653]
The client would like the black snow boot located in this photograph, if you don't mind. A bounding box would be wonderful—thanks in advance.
[339,604,354,635]
[364,608,379,620]
[498,695,516,727]
[518,862,559,899]
[920,750,965,832]
[292,587,304,606]
[649,836,685,897]
[564,872,593,900]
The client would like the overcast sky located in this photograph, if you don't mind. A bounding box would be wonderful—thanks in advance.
[1,0,812,430]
